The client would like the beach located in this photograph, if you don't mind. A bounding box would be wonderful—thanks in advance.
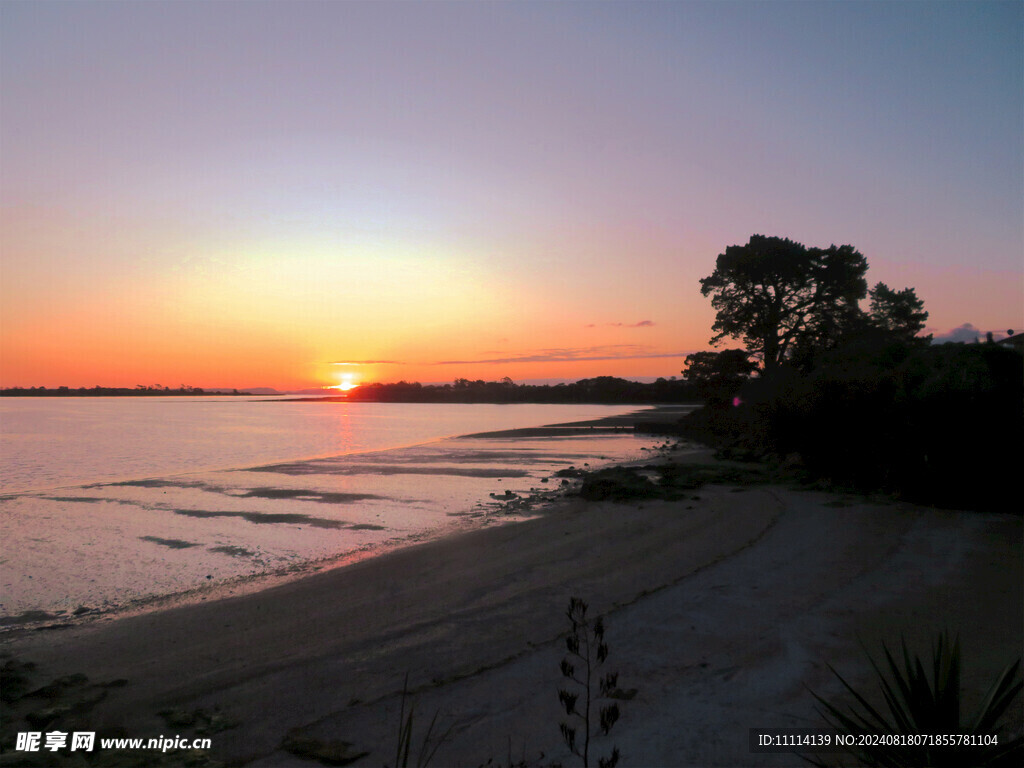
[1,418,1020,767]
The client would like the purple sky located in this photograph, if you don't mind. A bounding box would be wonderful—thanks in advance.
[1,1,1021,388]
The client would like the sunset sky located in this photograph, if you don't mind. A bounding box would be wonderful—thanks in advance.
[2,1,1021,390]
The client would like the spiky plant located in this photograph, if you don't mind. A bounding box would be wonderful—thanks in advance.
[809,632,1022,767]
[558,597,622,768]
[392,673,454,768]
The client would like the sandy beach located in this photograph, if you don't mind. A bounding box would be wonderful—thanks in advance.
[1,435,1021,767]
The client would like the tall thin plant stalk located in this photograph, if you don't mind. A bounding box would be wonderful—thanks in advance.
[392,673,455,768]
[558,597,622,768]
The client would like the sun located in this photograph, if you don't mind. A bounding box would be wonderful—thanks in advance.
[330,373,359,392]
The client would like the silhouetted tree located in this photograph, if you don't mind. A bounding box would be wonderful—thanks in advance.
[681,349,757,405]
[868,282,930,343]
[699,235,868,372]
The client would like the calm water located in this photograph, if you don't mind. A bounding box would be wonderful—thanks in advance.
[0,397,646,493]
[0,398,665,620]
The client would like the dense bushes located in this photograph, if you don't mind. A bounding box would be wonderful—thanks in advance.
[682,341,1023,511]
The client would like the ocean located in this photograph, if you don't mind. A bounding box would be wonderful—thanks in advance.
[0,398,665,622]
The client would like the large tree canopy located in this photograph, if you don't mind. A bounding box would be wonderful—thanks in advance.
[699,235,869,371]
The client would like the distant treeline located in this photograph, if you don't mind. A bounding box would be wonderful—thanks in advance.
[0,385,249,397]
[342,376,700,404]
[0,378,699,403]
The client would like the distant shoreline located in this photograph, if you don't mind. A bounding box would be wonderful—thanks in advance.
[0,387,252,397]
[1,375,706,403]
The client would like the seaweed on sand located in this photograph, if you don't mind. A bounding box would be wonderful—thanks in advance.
[576,463,765,502]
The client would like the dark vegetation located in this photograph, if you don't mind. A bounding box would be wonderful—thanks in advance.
[0,385,247,397]
[808,632,1022,767]
[1,378,699,402]
[576,463,765,502]
[388,673,455,768]
[339,376,699,404]
[679,235,1023,511]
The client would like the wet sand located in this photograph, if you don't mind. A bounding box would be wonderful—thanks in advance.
[0,429,1020,766]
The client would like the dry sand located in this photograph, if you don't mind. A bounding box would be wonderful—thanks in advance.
[1,448,1020,767]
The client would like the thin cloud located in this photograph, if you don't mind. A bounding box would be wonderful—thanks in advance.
[931,323,983,344]
[330,360,405,366]
[331,344,688,369]
[433,345,688,366]
[930,324,1021,344]
[589,320,656,328]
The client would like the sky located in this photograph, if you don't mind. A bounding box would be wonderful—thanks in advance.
[1,0,1021,391]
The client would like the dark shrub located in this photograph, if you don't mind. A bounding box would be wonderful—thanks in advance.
[681,342,1023,511]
